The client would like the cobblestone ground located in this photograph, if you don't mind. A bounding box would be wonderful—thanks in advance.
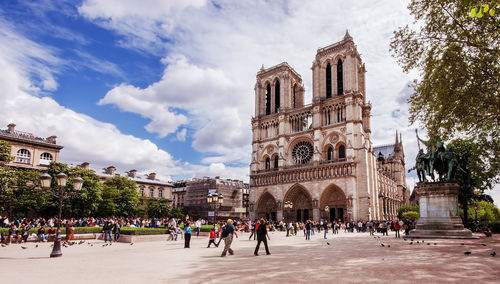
[1,230,498,283]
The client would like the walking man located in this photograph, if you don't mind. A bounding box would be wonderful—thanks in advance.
[221,219,238,257]
[195,219,201,237]
[254,218,271,256]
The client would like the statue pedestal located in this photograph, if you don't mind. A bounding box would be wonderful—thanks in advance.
[410,183,477,239]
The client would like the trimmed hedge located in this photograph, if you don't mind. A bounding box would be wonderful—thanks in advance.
[0,224,215,236]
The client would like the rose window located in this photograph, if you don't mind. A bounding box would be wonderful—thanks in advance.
[292,141,313,164]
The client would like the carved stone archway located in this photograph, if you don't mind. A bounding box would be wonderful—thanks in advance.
[256,192,278,221]
[319,184,347,222]
[283,184,313,222]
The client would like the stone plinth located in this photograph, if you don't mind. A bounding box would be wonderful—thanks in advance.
[410,183,477,239]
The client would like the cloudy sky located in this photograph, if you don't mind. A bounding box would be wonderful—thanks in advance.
[0,0,498,206]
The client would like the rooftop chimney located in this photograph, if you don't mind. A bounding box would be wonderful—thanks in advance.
[79,162,90,169]
[106,166,116,175]
[7,123,15,133]
[128,169,137,178]
[46,135,57,144]
[148,172,156,180]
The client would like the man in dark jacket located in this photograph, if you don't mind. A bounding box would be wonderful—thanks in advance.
[254,218,270,256]
[102,219,113,243]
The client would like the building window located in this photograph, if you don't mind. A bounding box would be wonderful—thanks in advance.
[326,63,332,98]
[159,190,163,198]
[327,147,333,161]
[140,188,144,196]
[293,84,296,108]
[265,157,270,170]
[265,84,271,115]
[15,149,31,164]
[150,189,154,197]
[274,80,280,112]
[39,152,53,165]
[274,156,279,169]
[337,59,343,95]
[338,145,346,160]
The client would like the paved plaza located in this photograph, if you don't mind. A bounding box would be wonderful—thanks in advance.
[1,231,499,283]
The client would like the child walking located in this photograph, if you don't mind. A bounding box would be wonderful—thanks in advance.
[207,228,218,248]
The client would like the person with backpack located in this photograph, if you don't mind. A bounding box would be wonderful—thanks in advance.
[254,218,271,256]
[220,219,238,257]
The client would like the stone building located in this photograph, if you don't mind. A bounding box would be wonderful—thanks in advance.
[174,177,249,220]
[0,123,63,170]
[80,163,174,200]
[249,33,408,222]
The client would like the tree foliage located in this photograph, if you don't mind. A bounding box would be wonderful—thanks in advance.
[0,141,12,163]
[450,138,500,223]
[390,0,500,166]
[398,204,420,219]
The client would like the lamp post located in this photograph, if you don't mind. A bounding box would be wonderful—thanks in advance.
[40,172,83,258]
[207,193,223,224]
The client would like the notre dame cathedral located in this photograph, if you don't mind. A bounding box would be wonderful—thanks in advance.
[249,32,410,222]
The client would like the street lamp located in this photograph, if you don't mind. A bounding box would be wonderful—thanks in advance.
[40,172,83,258]
[207,193,223,224]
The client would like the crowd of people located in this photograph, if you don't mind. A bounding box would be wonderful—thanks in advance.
[1,213,419,254]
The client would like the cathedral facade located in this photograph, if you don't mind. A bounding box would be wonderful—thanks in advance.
[249,33,408,222]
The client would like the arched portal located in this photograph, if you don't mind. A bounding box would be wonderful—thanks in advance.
[283,184,313,222]
[256,192,277,221]
[320,184,347,222]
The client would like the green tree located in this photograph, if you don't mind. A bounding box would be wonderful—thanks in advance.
[101,176,139,217]
[0,141,12,163]
[398,204,420,219]
[98,184,119,217]
[450,138,499,224]
[144,198,171,218]
[390,0,500,168]
[46,162,103,218]
[402,211,420,220]
[0,165,16,215]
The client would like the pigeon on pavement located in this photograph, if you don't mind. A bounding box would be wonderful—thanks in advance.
[21,246,28,249]
[490,251,496,257]
[464,251,471,255]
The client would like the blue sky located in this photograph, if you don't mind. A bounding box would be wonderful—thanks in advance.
[0,0,498,206]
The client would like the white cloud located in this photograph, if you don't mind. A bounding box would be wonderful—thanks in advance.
[176,128,187,142]
[0,16,250,182]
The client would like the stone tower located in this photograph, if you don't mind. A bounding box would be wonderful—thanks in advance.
[249,33,397,222]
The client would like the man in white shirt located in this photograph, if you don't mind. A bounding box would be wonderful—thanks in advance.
[195,219,202,237]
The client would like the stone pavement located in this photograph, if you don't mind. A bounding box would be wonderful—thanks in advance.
[1,230,498,283]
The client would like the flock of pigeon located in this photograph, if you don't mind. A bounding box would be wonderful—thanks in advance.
[374,236,496,257]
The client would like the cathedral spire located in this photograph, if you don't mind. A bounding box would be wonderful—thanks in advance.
[344,29,352,41]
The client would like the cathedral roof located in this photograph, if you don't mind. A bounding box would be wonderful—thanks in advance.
[374,144,395,160]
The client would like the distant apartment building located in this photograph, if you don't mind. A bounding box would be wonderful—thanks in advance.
[80,163,174,200]
[0,123,63,170]
[174,176,250,220]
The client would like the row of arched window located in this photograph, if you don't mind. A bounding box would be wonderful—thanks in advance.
[326,59,343,98]
[14,149,53,165]
[262,144,346,170]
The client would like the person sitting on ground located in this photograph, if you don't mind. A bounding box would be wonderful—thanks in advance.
[483,227,493,237]
[8,224,21,244]
[47,226,56,241]
[37,226,47,242]
[21,224,30,242]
